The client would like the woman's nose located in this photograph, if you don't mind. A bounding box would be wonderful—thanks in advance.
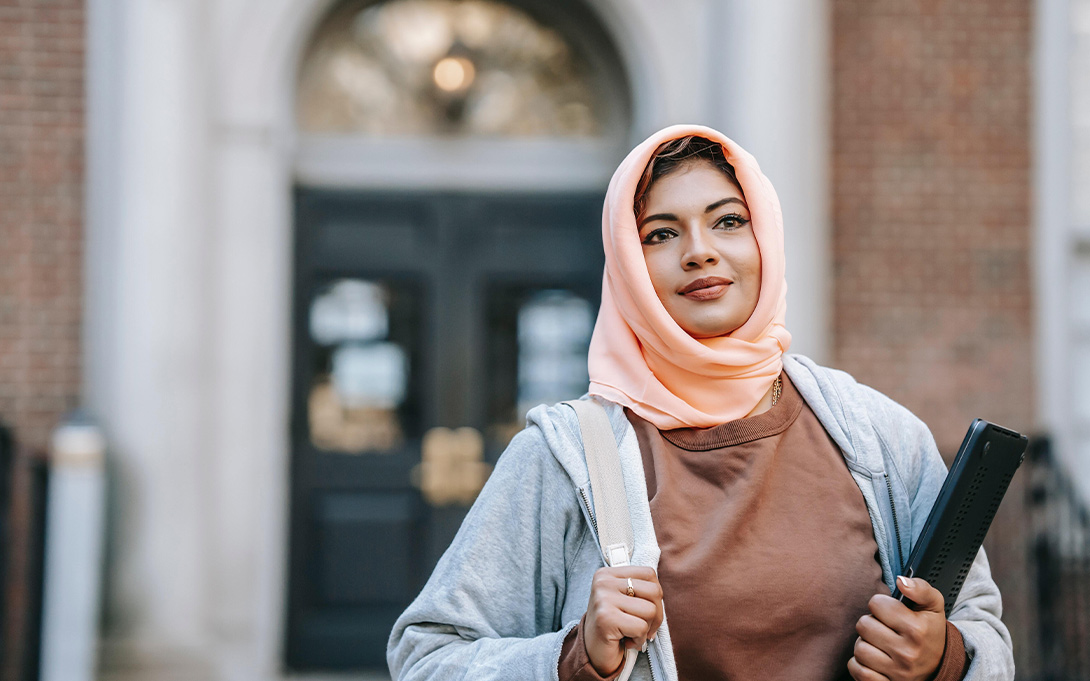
[682,228,718,268]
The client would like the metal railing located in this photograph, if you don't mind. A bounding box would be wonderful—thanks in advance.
[1027,435,1090,681]
[0,424,49,681]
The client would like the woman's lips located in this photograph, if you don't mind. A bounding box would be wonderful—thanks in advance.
[678,276,731,300]
[680,283,723,300]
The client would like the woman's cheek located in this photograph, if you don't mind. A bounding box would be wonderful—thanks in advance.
[643,251,675,304]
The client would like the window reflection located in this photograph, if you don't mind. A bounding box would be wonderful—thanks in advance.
[296,0,605,136]
[517,290,593,415]
[487,287,594,449]
[308,279,413,453]
[310,279,389,344]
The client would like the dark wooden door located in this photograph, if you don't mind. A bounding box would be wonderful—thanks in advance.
[285,189,603,671]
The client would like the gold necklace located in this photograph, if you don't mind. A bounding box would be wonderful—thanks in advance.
[771,376,782,407]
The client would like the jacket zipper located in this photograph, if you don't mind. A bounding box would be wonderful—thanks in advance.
[578,487,599,539]
[884,472,904,572]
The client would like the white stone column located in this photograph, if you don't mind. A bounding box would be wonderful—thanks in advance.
[712,0,832,363]
[205,1,315,677]
[83,0,214,671]
[202,131,295,681]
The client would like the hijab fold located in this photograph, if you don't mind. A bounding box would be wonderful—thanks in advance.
[588,125,791,429]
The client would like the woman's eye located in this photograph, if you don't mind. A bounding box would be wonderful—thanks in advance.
[715,214,749,230]
[641,228,675,245]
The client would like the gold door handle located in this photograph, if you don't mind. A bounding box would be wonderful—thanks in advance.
[411,427,492,506]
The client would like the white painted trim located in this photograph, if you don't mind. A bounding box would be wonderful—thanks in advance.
[295,136,618,191]
[82,0,124,416]
[1034,0,1075,477]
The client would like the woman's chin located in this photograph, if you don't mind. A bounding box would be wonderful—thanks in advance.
[680,317,745,339]
[661,297,757,339]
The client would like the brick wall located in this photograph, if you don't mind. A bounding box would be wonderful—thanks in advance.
[832,0,1036,673]
[0,0,84,451]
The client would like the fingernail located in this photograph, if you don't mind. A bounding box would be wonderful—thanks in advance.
[897,575,911,589]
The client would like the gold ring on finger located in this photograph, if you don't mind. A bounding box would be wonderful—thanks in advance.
[626,577,635,597]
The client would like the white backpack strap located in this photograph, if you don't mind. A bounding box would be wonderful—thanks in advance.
[564,399,640,681]
[564,399,633,567]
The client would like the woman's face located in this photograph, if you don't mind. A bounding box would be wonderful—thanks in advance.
[637,160,762,339]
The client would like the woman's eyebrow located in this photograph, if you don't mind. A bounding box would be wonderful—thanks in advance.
[638,212,677,228]
[705,197,746,213]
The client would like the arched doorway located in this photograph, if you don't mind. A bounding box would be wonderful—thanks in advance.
[284,0,632,670]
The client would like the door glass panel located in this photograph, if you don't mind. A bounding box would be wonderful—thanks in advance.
[486,287,593,449]
[518,290,594,412]
[307,279,418,453]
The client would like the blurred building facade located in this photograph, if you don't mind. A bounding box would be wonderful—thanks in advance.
[1,0,1088,679]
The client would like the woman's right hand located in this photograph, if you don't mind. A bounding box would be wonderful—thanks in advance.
[584,566,664,677]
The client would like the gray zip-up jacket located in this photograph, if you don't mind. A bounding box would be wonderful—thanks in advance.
[387,355,1015,680]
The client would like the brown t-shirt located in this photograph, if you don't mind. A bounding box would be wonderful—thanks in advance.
[560,374,969,681]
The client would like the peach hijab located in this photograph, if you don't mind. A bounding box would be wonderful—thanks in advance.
[587,124,792,430]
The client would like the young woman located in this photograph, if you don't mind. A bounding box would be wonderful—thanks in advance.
[387,125,1014,681]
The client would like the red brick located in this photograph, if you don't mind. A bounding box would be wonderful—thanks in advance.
[832,0,1034,671]
[0,0,83,451]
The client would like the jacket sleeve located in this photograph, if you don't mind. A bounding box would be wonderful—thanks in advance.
[387,424,588,681]
[906,418,1015,681]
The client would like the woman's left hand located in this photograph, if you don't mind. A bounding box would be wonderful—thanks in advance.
[848,576,947,681]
